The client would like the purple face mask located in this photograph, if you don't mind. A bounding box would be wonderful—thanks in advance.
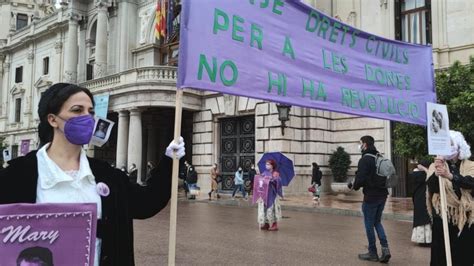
[58,115,95,145]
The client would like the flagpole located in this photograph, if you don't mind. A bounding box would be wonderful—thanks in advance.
[168,88,183,266]
[438,176,452,266]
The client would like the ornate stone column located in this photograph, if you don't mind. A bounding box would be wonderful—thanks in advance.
[53,38,63,81]
[0,54,4,118]
[10,13,17,33]
[94,1,110,78]
[25,47,34,116]
[128,108,143,184]
[1,58,10,119]
[118,0,137,71]
[63,12,80,83]
[116,110,129,169]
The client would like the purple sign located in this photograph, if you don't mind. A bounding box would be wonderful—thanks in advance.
[252,175,270,205]
[20,139,30,156]
[178,0,436,125]
[0,203,97,266]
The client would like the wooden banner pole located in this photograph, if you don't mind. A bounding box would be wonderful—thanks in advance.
[168,89,183,266]
[438,176,452,266]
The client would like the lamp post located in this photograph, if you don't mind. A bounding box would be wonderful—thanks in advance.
[276,104,291,136]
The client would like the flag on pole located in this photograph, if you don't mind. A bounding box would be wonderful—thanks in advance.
[154,0,167,40]
[167,0,175,39]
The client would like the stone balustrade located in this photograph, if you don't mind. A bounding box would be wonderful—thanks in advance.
[80,66,178,93]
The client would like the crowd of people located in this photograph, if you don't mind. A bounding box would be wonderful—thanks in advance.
[1,82,473,265]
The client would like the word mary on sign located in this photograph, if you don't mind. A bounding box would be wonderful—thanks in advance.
[0,203,97,266]
[178,0,436,125]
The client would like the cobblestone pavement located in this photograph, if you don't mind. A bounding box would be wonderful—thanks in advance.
[133,202,429,265]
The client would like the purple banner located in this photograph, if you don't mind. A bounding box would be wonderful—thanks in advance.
[178,0,436,125]
[0,203,97,266]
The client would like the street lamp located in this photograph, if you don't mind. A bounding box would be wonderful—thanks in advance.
[276,103,291,136]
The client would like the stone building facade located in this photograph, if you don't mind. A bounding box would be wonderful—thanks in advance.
[1,0,473,195]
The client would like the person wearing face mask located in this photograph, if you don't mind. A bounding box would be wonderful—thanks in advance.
[0,83,185,266]
[248,164,258,196]
[348,135,391,263]
[424,130,474,266]
[232,167,247,200]
[144,161,155,185]
[208,163,220,200]
[257,159,283,231]
[128,163,138,184]
[186,165,198,200]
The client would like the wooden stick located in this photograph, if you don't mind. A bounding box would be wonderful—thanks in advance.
[438,176,452,266]
[168,89,183,266]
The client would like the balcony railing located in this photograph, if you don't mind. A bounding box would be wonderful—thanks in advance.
[80,66,178,93]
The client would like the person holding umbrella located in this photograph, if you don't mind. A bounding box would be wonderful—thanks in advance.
[256,159,283,231]
[253,152,295,231]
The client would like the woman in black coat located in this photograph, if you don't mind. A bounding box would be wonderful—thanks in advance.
[186,165,198,199]
[425,131,474,266]
[409,160,431,245]
[311,162,322,201]
[0,83,185,266]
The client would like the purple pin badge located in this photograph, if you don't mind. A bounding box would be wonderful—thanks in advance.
[96,182,110,197]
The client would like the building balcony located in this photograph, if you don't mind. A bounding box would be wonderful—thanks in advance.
[79,66,204,111]
[80,66,179,94]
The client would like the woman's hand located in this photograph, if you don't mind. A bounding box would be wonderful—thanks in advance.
[434,157,453,180]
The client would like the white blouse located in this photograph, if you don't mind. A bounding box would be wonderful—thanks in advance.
[36,143,102,266]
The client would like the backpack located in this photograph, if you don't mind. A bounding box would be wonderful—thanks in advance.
[364,153,398,188]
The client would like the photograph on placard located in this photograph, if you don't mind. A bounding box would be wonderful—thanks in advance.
[426,102,451,155]
[90,117,115,147]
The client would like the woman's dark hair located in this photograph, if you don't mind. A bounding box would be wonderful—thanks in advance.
[360,135,375,149]
[17,246,54,266]
[266,159,277,170]
[38,83,94,147]
[312,162,319,169]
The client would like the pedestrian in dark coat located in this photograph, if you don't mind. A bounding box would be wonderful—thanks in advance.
[409,160,432,245]
[348,135,391,263]
[128,163,138,184]
[186,165,198,199]
[248,164,258,195]
[311,162,322,201]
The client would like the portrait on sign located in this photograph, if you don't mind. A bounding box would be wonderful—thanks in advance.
[90,117,115,147]
[427,103,451,155]
[0,203,97,266]
[430,109,447,136]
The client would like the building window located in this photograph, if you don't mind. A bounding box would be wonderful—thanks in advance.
[15,66,23,83]
[86,64,94,80]
[11,145,19,159]
[16,13,28,30]
[396,0,431,44]
[14,98,22,122]
[43,57,49,75]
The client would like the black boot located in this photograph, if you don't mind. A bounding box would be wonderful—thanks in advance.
[208,191,212,200]
[379,247,391,263]
[358,252,379,262]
